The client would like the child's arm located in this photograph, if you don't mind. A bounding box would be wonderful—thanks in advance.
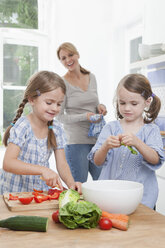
[54,149,82,194]
[121,133,160,164]
[3,143,63,189]
[94,135,121,165]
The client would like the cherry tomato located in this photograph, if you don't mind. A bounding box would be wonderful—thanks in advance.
[48,188,62,195]
[52,210,60,223]
[48,192,60,200]
[34,195,49,203]
[33,188,43,193]
[18,196,34,205]
[9,194,19,200]
[99,217,112,230]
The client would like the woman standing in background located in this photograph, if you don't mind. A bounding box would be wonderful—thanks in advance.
[57,42,107,182]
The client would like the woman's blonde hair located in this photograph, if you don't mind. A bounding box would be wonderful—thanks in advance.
[114,73,161,123]
[3,71,66,149]
[57,42,90,74]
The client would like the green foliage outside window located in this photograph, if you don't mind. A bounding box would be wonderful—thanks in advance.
[0,0,38,29]
[0,0,39,131]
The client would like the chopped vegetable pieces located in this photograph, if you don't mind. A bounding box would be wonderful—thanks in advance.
[18,197,33,205]
[9,194,19,200]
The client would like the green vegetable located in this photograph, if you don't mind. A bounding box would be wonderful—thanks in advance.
[59,200,102,229]
[121,143,138,155]
[58,189,101,229]
[59,189,80,208]
[0,215,49,232]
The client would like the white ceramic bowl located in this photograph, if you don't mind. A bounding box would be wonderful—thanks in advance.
[82,180,143,215]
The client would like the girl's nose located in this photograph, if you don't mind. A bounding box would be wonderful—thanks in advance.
[51,103,58,112]
[124,104,131,111]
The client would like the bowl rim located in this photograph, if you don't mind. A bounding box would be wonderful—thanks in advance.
[82,180,144,192]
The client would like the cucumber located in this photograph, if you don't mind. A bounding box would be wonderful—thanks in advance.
[0,215,49,232]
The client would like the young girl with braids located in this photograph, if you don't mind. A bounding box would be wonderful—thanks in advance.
[0,71,81,194]
[88,73,165,209]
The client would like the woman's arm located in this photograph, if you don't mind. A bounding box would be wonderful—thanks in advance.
[57,95,88,124]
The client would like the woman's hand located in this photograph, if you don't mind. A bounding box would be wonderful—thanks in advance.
[69,182,82,194]
[97,104,107,116]
[86,112,101,123]
[41,168,63,190]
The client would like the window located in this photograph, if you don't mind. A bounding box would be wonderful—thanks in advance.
[0,0,38,29]
[0,0,52,142]
[3,42,38,128]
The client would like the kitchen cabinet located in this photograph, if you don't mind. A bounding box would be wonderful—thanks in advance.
[130,54,165,71]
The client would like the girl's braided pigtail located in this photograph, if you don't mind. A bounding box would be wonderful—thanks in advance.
[47,120,57,149]
[144,95,161,123]
[3,98,28,146]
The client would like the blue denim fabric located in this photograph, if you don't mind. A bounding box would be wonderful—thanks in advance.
[65,144,102,183]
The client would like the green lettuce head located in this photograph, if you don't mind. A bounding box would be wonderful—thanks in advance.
[59,189,80,208]
[59,200,102,229]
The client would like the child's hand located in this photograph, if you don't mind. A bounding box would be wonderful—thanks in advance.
[121,133,138,147]
[41,168,63,190]
[69,182,82,194]
[104,135,121,150]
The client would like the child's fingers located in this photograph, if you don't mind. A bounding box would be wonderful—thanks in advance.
[56,178,63,190]
[40,176,62,189]
[118,134,123,142]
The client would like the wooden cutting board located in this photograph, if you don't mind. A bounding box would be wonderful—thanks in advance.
[3,192,59,212]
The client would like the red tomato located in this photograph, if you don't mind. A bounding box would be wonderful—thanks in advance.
[34,196,43,203]
[99,217,112,230]
[33,188,43,193]
[18,196,34,205]
[52,210,60,223]
[34,195,49,203]
[49,192,60,200]
[9,194,19,200]
[48,188,62,195]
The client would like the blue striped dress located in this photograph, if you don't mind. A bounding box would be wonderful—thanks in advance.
[0,116,66,193]
[87,120,165,208]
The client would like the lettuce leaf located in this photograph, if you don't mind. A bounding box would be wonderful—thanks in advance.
[59,200,102,229]
[59,189,80,208]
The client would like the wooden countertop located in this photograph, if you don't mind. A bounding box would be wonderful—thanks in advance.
[0,195,165,248]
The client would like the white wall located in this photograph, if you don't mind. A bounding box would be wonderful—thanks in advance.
[144,0,165,44]
[47,0,116,121]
